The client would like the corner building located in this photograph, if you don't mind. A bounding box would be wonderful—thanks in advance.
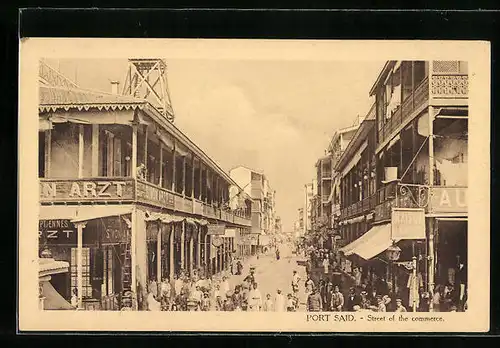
[338,60,468,311]
[37,60,252,310]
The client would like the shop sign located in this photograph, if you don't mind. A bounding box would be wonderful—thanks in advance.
[391,208,426,240]
[207,224,226,235]
[224,228,236,238]
[211,235,224,247]
[101,216,130,244]
[136,181,174,209]
[430,187,467,213]
[40,179,134,203]
[39,219,76,244]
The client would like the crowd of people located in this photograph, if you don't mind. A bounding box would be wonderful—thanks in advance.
[142,247,301,312]
[302,245,466,313]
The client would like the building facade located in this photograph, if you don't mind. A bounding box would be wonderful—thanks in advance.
[337,60,468,311]
[38,60,252,311]
[229,166,280,255]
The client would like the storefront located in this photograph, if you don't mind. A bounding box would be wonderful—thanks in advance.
[39,205,133,311]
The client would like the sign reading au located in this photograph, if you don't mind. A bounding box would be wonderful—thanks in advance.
[391,208,426,240]
[430,187,467,213]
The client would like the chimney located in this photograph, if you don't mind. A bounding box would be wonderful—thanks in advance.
[110,81,120,95]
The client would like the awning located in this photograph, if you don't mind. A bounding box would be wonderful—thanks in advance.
[39,205,133,221]
[145,212,185,224]
[39,258,69,277]
[70,205,133,223]
[340,223,396,260]
[41,281,74,310]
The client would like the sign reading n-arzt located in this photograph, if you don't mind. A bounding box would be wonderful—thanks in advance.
[391,208,426,240]
[39,178,135,202]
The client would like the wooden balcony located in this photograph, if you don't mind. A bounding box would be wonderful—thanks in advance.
[379,72,468,145]
[39,177,252,227]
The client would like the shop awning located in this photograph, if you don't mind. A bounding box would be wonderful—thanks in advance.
[41,281,74,310]
[144,212,209,226]
[70,205,133,223]
[39,205,133,221]
[340,223,396,260]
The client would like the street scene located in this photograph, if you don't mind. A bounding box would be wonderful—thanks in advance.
[36,57,468,314]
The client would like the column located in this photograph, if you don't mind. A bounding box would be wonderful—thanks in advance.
[180,221,185,272]
[143,126,148,169]
[215,245,219,274]
[78,125,84,178]
[74,221,87,309]
[91,124,99,176]
[428,218,436,311]
[199,163,203,200]
[159,142,163,187]
[157,222,162,283]
[191,154,195,198]
[131,207,137,305]
[169,225,174,280]
[131,124,138,179]
[204,232,209,274]
[196,228,201,269]
[182,156,186,197]
[171,140,176,192]
[189,233,194,275]
[44,129,52,177]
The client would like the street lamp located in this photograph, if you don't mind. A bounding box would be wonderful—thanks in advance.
[385,243,401,309]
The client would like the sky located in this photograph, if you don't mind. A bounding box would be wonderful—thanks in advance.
[46,58,384,232]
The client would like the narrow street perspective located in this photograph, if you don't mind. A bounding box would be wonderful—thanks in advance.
[35,56,468,314]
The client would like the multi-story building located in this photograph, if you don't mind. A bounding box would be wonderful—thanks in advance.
[327,123,360,230]
[229,166,279,255]
[339,60,468,311]
[38,59,252,311]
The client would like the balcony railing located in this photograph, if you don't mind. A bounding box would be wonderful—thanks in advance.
[340,194,377,220]
[379,77,429,144]
[39,177,252,227]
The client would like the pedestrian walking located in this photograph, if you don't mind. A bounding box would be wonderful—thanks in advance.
[232,285,244,311]
[147,287,161,311]
[274,289,286,312]
[221,276,230,296]
[248,282,263,311]
[160,277,172,310]
[307,288,323,312]
[345,287,362,312]
[304,277,315,296]
[276,247,281,261]
[291,270,301,295]
[330,285,344,311]
[263,294,274,311]
[322,255,330,275]
[321,278,334,311]
[395,298,407,312]
[286,293,296,312]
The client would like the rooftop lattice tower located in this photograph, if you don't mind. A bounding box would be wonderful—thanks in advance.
[122,58,175,122]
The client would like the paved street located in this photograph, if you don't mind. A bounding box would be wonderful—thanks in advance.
[226,243,308,311]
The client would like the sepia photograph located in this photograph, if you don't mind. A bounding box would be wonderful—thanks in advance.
[19,39,490,332]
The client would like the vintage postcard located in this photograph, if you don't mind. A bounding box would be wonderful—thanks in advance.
[18,38,490,332]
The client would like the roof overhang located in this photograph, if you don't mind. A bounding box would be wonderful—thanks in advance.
[335,120,375,172]
[369,61,396,97]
